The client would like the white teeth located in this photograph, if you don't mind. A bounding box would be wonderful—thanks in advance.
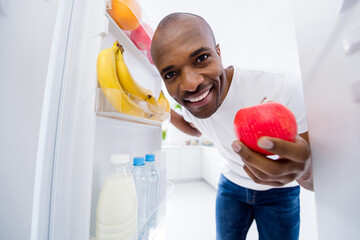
[188,89,210,103]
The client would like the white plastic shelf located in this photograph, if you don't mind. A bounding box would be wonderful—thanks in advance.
[105,12,158,76]
[95,88,169,126]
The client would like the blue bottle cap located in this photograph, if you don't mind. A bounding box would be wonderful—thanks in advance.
[133,157,145,166]
[145,154,155,162]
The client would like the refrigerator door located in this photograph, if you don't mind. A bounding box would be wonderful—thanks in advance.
[0,0,60,239]
[30,0,107,239]
[292,1,360,239]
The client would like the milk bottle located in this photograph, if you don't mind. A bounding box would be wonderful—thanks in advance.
[96,154,137,240]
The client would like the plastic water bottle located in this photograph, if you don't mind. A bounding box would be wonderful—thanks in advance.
[145,154,160,229]
[96,154,137,240]
[132,157,150,240]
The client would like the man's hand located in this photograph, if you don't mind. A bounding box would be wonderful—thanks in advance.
[232,132,313,191]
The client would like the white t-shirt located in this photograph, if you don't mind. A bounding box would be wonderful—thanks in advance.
[183,67,308,191]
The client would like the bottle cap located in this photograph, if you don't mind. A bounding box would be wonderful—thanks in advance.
[110,154,130,164]
[133,157,145,166]
[145,154,155,162]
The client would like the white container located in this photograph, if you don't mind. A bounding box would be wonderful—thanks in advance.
[96,154,137,240]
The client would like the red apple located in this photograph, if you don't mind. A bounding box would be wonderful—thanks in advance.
[233,102,297,155]
[130,23,153,50]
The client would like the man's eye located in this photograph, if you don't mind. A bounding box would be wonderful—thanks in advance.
[196,54,209,63]
[164,71,176,79]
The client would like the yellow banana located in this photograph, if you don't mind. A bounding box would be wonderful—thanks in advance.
[157,90,170,113]
[97,42,147,118]
[115,43,158,106]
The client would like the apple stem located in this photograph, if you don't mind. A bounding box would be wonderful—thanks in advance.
[261,97,267,104]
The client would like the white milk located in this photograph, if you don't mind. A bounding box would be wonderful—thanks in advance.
[96,154,138,240]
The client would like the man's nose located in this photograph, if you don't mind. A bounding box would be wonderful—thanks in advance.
[179,67,204,92]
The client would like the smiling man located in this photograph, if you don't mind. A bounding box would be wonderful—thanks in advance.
[151,12,313,240]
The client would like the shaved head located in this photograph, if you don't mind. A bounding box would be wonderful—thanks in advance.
[151,12,216,64]
[155,12,216,46]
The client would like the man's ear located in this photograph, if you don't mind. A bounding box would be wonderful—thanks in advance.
[216,44,221,59]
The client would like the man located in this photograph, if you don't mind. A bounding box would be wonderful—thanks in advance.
[151,12,313,240]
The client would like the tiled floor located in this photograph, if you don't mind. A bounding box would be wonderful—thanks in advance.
[155,180,318,240]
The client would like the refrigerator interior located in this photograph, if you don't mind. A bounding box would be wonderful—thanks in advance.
[89,4,166,240]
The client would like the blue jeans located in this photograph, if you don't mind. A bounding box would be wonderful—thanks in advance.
[216,174,300,240]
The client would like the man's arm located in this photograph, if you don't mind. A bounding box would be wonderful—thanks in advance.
[170,109,202,137]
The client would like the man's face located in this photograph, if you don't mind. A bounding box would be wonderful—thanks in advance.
[151,16,227,118]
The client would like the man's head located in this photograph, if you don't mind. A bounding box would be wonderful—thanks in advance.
[151,12,230,119]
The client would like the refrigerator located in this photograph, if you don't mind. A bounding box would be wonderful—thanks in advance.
[0,0,166,239]
[291,0,360,239]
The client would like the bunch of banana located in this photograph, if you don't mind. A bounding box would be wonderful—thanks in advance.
[97,41,171,122]
[97,42,147,118]
[115,43,157,105]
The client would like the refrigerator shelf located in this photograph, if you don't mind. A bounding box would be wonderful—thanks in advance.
[95,88,170,126]
[96,111,162,126]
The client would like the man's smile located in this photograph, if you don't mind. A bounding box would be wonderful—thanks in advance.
[184,85,212,102]
[183,86,214,109]
[187,88,211,102]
